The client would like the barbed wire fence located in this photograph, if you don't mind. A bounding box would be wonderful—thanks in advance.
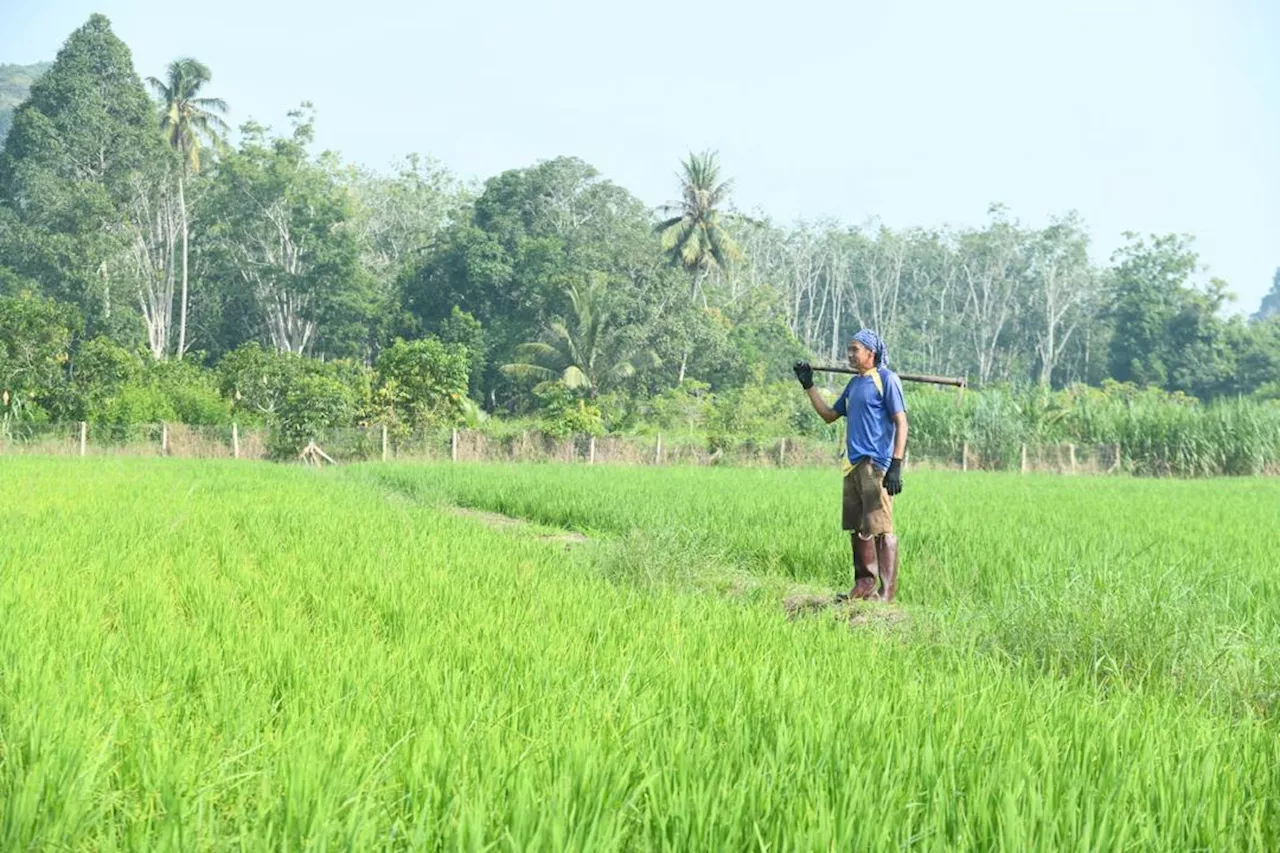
[0,420,1147,475]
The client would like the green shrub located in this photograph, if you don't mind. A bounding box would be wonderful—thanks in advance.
[374,337,469,429]
[95,384,176,443]
[268,373,356,459]
[147,360,230,425]
[535,383,604,439]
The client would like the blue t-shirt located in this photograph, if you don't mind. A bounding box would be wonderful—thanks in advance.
[832,368,906,471]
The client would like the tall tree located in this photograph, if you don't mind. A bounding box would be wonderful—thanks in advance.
[1253,268,1280,322]
[501,273,654,398]
[848,224,908,357]
[897,227,967,377]
[402,157,663,406]
[1234,315,1280,396]
[1027,212,1094,385]
[122,163,182,358]
[957,205,1029,384]
[148,58,228,359]
[0,14,163,337]
[1164,277,1236,399]
[199,108,369,358]
[657,150,740,381]
[1106,233,1199,388]
[339,154,466,348]
[657,150,740,304]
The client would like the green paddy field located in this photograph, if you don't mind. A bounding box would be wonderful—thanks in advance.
[2,457,1278,850]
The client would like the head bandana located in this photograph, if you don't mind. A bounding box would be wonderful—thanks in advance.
[852,329,888,368]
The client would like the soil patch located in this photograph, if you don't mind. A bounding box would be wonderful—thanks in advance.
[783,588,909,630]
[782,591,840,619]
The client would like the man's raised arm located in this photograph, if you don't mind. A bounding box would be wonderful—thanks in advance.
[794,362,840,424]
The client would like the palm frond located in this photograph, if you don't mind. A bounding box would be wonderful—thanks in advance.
[146,76,172,100]
[680,229,707,268]
[706,223,741,270]
[637,350,662,369]
[500,363,556,382]
[513,341,561,362]
[659,221,692,254]
[561,331,584,369]
[191,96,229,114]
[546,320,574,349]
[607,362,636,381]
[190,112,230,135]
[561,366,591,390]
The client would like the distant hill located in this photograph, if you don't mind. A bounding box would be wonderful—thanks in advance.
[0,61,52,144]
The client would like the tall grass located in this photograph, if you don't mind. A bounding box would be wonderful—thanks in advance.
[3,458,1278,849]
[906,383,1280,475]
[4,382,1277,475]
[362,463,1280,711]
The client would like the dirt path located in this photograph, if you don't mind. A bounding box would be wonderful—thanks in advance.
[451,506,591,547]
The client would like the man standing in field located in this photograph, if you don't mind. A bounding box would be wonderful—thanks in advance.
[794,330,908,602]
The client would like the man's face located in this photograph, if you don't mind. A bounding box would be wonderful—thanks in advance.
[848,340,875,371]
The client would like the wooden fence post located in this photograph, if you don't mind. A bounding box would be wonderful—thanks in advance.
[588,435,596,465]
[779,437,787,466]
[381,424,388,462]
[451,428,458,462]
[79,421,87,457]
[1020,443,1027,474]
[961,441,969,472]
[161,422,169,456]
[232,423,240,459]
[1068,443,1077,474]
[655,433,662,465]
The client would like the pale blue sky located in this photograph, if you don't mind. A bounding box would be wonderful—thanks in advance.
[3,0,1277,313]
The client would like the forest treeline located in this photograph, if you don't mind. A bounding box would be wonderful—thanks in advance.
[2,16,1277,462]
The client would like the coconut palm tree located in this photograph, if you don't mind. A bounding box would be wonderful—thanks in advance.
[656,151,743,383]
[147,58,228,359]
[501,273,656,397]
[656,149,741,306]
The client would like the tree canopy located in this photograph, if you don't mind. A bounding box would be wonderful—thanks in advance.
[0,14,1276,453]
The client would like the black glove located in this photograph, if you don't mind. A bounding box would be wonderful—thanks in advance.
[793,361,814,390]
[883,458,904,496]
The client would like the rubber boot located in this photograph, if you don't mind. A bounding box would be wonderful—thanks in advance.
[850,534,880,599]
[876,534,899,602]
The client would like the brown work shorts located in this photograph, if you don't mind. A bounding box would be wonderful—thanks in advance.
[842,457,894,536]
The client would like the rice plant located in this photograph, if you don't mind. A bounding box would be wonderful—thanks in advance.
[2,457,1279,850]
